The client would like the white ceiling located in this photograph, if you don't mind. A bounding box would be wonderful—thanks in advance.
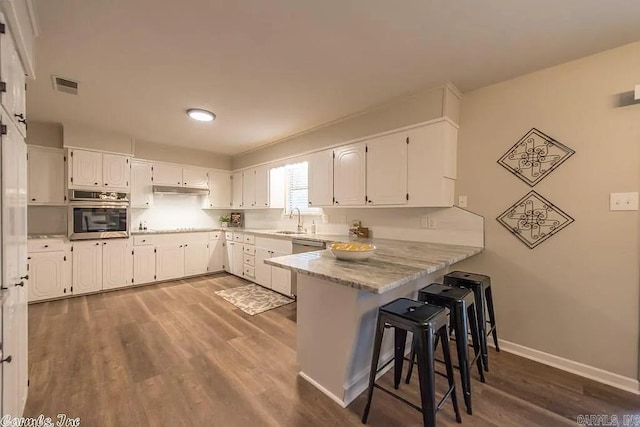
[28,0,640,156]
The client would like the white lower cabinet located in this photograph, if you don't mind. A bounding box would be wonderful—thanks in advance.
[72,241,104,295]
[27,251,71,301]
[252,237,293,296]
[133,245,156,285]
[208,233,224,273]
[156,245,185,281]
[231,242,244,277]
[102,240,133,290]
[184,242,209,276]
[224,240,233,273]
[271,251,292,296]
[254,247,272,288]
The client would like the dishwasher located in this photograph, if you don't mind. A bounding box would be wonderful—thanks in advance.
[291,238,327,296]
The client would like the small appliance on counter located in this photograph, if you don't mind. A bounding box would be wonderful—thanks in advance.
[229,212,244,227]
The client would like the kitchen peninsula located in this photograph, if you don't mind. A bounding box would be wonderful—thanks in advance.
[266,238,482,407]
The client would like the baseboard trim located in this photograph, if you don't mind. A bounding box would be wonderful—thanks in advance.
[495,339,640,395]
[298,372,348,408]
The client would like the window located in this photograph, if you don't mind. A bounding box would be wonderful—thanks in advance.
[285,161,321,215]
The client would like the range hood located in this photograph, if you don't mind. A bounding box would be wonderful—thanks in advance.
[152,185,210,196]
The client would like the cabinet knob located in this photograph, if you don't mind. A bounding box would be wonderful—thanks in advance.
[14,281,24,287]
[94,182,99,185]
[308,201,312,206]
[95,242,100,246]
[0,356,12,364]
[105,183,108,186]
[146,202,149,205]
[14,113,24,120]
[31,198,36,201]
[368,200,373,204]
[43,245,49,248]
[20,274,28,280]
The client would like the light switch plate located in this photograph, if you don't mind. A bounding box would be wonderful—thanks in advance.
[610,192,639,211]
[458,195,468,208]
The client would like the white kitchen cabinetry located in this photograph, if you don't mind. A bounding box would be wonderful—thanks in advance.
[333,143,366,206]
[182,168,209,188]
[27,146,66,205]
[184,242,209,276]
[242,169,256,208]
[253,237,293,296]
[72,241,103,294]
[156,245,185,281]
[254,247,272,288]
[102,240,133,290]
[231,171,243,208]
[231,241,244,277]
[152,163,183,186]
[205,170,232,208]
[131,161,153,208]
[270,251,292,296]
[27,251,70,302]
[0,16,26,136]
[69,149,102,188]
[133,245,156,285]
[307,149,334,207]
[366,133,408,206]
[208,232,223,272]
[102,154,130,190]
[254,165,270,208]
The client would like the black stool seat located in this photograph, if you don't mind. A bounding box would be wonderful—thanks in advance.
[362,298,462,427]
[445,271,491,284]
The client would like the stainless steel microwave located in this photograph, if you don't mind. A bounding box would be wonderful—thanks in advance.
[68,191,130,241]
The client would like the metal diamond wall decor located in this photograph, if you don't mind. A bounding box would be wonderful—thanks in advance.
[498,128,575,186]
[497,191,574,249]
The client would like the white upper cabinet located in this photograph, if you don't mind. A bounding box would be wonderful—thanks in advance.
[307,149,334,207]
[1,0,37,78]
[102,153,130,190]
[27,146,65,205]
[182,167,209,188]
[366,133,408,206]
[153,163,183,186]
[102,240,132,290]
[131,161,153,208]
[231,171,243,208]
[72,241,103,295]
[69,149,102,188]
[242,169,256,208]
[254,165,270,208]
[205,170,231,209]
[333,142,366,206]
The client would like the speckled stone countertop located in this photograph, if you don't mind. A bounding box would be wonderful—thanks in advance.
[266,239,483,294]
[130,227,346,243]
[130,228,220,235]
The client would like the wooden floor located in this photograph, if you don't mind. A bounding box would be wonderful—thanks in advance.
[25,274,639,426]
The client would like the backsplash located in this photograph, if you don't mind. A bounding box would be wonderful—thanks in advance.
[131,195,228,231]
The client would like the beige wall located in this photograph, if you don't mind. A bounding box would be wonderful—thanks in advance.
[63,122,133,154]
[454,41,640,379]
[134,139,231,170]
[232,84,459,169]
[25,122,63,147]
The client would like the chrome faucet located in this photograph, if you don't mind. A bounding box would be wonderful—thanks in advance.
[289,207,303,233]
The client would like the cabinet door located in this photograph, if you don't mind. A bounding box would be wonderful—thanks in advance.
[224,241,234,273]
[102,154,131,190]
[156,245,184,281]
[133,245,156,285]
[72,241,103,294]
[184,242,209,276]
[27,252,69,302]
[270,251,292,296]
[231,171,243,208]
[207,170,231,208]
[70,149,103,188]
[308,150,334,207]
[102,240,133,290]
[254,248,272,288]
[366,133,408,205]
[131,161,153,208]
[27,147,65,205]
[232,243,244,277]
[153,163,183,186]
[208,238,223,272]
[333,143,366,206]
[0,28,24,135]
[254,165,270,208]
[183,168,209,188]
[242,169,256,208]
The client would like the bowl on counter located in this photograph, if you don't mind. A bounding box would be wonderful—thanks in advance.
[329,242,376,261]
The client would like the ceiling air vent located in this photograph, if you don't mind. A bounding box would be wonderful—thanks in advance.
[52,76,79,95]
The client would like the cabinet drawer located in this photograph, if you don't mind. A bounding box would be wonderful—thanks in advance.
[209,232,222,240]
[133,235,158,246]
[243,254,254,266]
[243,266,255,278]
[233,233,244,242]
[243,245,255,255]
[224,231,233,240]
[27,238,67,253]
[243,234,255,245]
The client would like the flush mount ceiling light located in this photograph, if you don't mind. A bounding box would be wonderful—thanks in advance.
[187,108,216,122]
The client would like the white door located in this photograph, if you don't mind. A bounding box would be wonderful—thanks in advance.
[366,133,408,205]
[72,241,103,294]
[224,241,234,273]
[27,147,65,205]
[182,168,209,188]
[27,252,69,302]
[156,245,184,281]
[153,163,183,186]
[10,48,25,138]
[254,165,270,208]
[231,171,243,208]
[308,150,334,207]
[208,238,223,272]
[184,242,208,276]
[333,143,366,206]
[70,149,102,188]
[271,251,292,296]
[0,28,23,134]
[133,246,156,285]
[242,169,256,208]
[102,154,130,190]
[207,170,231,208]
[131,161,153,208]
[254,248,272,288]
[232,243,244,277]
[102,240,133,290]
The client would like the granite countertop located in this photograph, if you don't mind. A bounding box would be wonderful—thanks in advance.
[130,228,220,235]
[265,238,483,294]
[28,234,67,240]
[130,227,347,243]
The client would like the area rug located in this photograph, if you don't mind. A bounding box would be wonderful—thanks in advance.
[215,284,294,315]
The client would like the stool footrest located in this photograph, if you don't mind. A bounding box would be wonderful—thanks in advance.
[373,384,422,414]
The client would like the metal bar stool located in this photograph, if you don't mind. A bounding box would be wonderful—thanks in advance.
[406,283,485,415]
[444,271,499,372]
[362,298,462,427]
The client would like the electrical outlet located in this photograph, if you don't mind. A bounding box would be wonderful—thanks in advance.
[458,195,468,208]
[610,192,639,211]
[420,216,437,229]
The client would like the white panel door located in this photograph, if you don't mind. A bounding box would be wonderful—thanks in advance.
[131,161,153,208]
[308,149,334,207]
[155,245,184,281]
[207,170,231,208]
[102,240,133,290]
[184,242,208,276]
[153,163,183,186]
[254,165,270,208]
[72,241,103,294]
[271,251,292,296]
[70,149,102,188]
[224,241,234,273]
[182,168,209,188]
[27,252,69,302]
[242,169,256,208]
[333,143,366,206]
[208,238,223,272]
[133,246,156,285]
[231,171,243,208]
[231,243,244,277]
[254,248,272,288]
[27,147,65,205]
[102,154,130,190]
[366,133,408,205]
